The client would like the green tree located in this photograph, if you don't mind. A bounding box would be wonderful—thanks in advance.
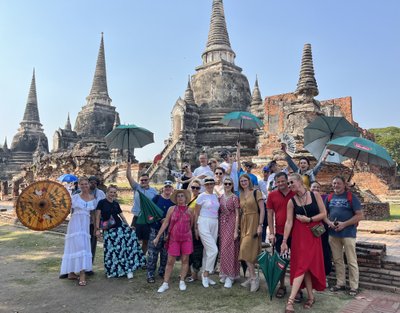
[369,126,400,170]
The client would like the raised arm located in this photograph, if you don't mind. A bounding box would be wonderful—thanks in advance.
[281,143,298,172]
[126,162,137,189]
[312,149,329,176]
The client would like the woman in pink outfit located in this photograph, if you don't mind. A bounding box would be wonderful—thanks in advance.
[153,189,194,293]
[218,177,240,288]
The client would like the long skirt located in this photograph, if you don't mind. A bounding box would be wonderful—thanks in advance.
[103,224,146,277]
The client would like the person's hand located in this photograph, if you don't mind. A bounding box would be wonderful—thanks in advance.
[195,228,199,240]
[281,143,287,153]
[234,230,239,240]
[153,237,159,246]
[281,242,288,255]
[257,225,262,236]
[268,233,276,245]
[296,214,309,223]
[95,229,101,238]
[326,220,336,229]
[334,221,346,232]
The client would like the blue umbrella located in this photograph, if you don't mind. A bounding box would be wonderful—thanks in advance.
[57,174,78,183]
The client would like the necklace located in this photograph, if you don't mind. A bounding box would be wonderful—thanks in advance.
[297,190,308,206]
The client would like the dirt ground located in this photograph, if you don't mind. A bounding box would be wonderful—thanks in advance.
[0,223,355,313]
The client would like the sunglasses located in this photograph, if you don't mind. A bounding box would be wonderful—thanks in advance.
[224,183,232,186]
[215,172,223,175]
[191,186,201,190]
[288,181,295,185]
[140,179,149,182]
[182,166,188,169]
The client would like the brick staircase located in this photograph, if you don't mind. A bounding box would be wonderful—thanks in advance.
[377,189,400,205]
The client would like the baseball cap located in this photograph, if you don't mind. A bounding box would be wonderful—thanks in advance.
[263,166,270,172]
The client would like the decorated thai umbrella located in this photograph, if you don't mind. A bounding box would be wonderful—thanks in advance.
[135,191,164,225]
[220,111,264,142]
[57,173,78,183]
[326,136,395,180]
[257,249,289,300]
[304,116,360,163]
[105,124,154,161]
[15,180,72,231]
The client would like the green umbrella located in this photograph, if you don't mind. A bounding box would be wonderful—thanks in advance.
[257,250,289,300]
[304,116,360,162]
[105,124,154,161]
[220,111,264,142]
[135,191,164,225]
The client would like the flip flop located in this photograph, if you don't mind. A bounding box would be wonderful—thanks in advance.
[78,280,87,286]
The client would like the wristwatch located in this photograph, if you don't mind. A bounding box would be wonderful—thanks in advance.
[259,223,264,227]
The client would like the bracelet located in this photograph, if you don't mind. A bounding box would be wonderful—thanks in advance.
[309,217,313,223]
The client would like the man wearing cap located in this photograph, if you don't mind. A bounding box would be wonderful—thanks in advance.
[126,162,158,258]
[193,153,214,192]
[88,175,106,266]
[146,180,175,283]
[238,161,259,187]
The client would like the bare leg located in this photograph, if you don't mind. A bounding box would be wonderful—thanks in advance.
[79,270,86,286]
[203,270,209,277]
[280,268,287,287]
[180,255,190,280]
[163,255,176,283]
[304,272,314,300]
[246,262,256,279]
[288,274,305,301]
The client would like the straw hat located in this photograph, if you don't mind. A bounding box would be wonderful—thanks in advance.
[170,189,191,205]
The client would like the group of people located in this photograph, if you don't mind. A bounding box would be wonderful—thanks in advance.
[59,144,364,313]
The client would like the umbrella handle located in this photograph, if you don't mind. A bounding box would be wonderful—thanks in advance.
[238,119,243,143]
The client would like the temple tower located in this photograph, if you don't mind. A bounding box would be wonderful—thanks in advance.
[74,33,117,139]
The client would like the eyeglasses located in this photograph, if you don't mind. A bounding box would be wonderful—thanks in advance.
[288,181,295,185]
[215,172,223,175]
[224,183,232,186]
[191,186,201,190]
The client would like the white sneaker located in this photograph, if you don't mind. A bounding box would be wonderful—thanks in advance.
[219,276,226,284]
[241,278,251,288]
[224,277,233,288]
[208,277,216,285]
[157,282,169,293]
[201,273,209,288]
[127,272,133,279]
[179,280,187,291]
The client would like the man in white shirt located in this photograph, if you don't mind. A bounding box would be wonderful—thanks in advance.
[258,165,271,200]
[219,149,239,193]
[193,153,214,192]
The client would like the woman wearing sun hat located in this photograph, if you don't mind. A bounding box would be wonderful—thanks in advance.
[153,189,194,293]
[194,176,220,288]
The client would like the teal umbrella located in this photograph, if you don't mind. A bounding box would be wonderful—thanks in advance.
[326,136,395,168]
[105,124,154,161]
[304,116,360,163]
[257,250,289,300]
[220,111,264,142]
[136,191,164,225]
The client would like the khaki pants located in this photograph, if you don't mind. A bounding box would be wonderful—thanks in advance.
[329,236,359,290]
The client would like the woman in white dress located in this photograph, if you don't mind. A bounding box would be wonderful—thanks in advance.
[60,177,95,286]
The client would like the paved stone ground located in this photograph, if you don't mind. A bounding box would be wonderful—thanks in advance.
[339,290,400,313]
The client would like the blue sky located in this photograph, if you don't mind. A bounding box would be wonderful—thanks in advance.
[1,0,399,162]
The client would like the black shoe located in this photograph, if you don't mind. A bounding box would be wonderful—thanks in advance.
[141,265,147,270]
[86,271,94,276]
[59,274,68,279]
[147,277,155,283]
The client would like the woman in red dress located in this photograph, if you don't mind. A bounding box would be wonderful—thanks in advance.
[218,177,240,288]
[281,173,327,312]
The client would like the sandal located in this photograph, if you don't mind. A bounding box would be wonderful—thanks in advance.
[186,277,196,283]
[275,286,287,298]
[348,289,358,296]
[78,280,87,286]
[303,298,315,309]
[330,285,346,292]
[67,273,79,280]
[285,297,295,313]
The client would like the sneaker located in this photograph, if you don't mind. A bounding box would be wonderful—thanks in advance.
[250,278,259,292]
[179,280,187,291]
[127,272,133,279]
[208,277,216,286]
[224,278,233,288]
[201,273,209,288]
[219,276,226,284]
[241,278,251,288]
[147,277,155,283]
[157,282,169,293]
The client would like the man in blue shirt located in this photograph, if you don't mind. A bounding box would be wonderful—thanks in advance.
[147,180,174,283]
[324,175,363,296]
[127,162,158,257]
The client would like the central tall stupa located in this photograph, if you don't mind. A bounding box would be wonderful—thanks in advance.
[149,0,257,181]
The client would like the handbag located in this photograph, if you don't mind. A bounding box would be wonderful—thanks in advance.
[100,215,116,230]
[300,201,326,238]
